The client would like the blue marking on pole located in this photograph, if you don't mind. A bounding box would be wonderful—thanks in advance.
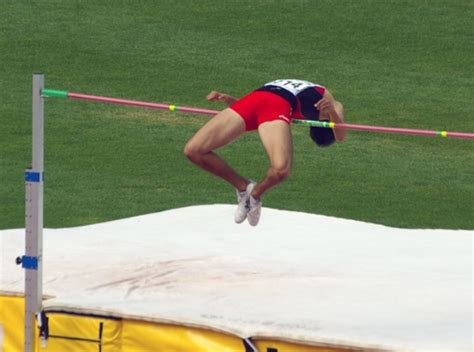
[25,171,43,182]
[21,256,38,270]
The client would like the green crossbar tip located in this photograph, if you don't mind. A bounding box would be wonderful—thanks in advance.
[42,88,68,98]
[292,119,329,128]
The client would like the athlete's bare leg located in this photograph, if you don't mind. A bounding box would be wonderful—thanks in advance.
[251,120,292,199]
[184,108,249,191]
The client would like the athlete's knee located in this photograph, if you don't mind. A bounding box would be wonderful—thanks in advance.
[270,164,291,182]
[183,141,204,162]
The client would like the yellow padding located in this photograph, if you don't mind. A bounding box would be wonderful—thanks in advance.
[0,295,26,352]
[2,297,364,352]
[253,339,364,352]
[44,313,121,352]
[44,315,246,351]
[122,319,245,352]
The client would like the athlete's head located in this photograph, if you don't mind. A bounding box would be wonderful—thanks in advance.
[310,126,335,147]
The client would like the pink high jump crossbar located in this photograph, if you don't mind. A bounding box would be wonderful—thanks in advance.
[42,88,474,140]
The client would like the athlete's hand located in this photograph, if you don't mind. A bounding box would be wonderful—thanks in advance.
[206,91,237,106]
[315,98,336,114]
[207,91,230,102]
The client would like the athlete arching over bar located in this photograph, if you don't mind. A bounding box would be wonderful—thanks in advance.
[184,79,345,226]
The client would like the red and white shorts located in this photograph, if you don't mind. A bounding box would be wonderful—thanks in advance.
[230,91,293,131]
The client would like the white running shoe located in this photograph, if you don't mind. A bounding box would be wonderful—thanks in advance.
[247,195,262,226]
[234,182,255,224]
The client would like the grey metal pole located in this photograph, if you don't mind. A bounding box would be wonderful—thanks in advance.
[23,73,44,351]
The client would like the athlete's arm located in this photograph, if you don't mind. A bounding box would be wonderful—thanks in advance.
[206,91,238,106]
[315,90,346,142]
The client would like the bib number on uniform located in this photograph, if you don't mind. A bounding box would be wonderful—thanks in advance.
[264,79,315,95]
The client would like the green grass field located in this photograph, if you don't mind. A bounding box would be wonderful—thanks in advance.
[1,0,473,229]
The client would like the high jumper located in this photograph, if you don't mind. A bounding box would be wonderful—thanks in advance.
[184,79,345,226]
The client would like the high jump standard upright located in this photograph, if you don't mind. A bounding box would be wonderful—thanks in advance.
[18,73,44,352]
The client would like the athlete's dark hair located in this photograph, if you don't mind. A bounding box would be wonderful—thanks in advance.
[310,126,335,147]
